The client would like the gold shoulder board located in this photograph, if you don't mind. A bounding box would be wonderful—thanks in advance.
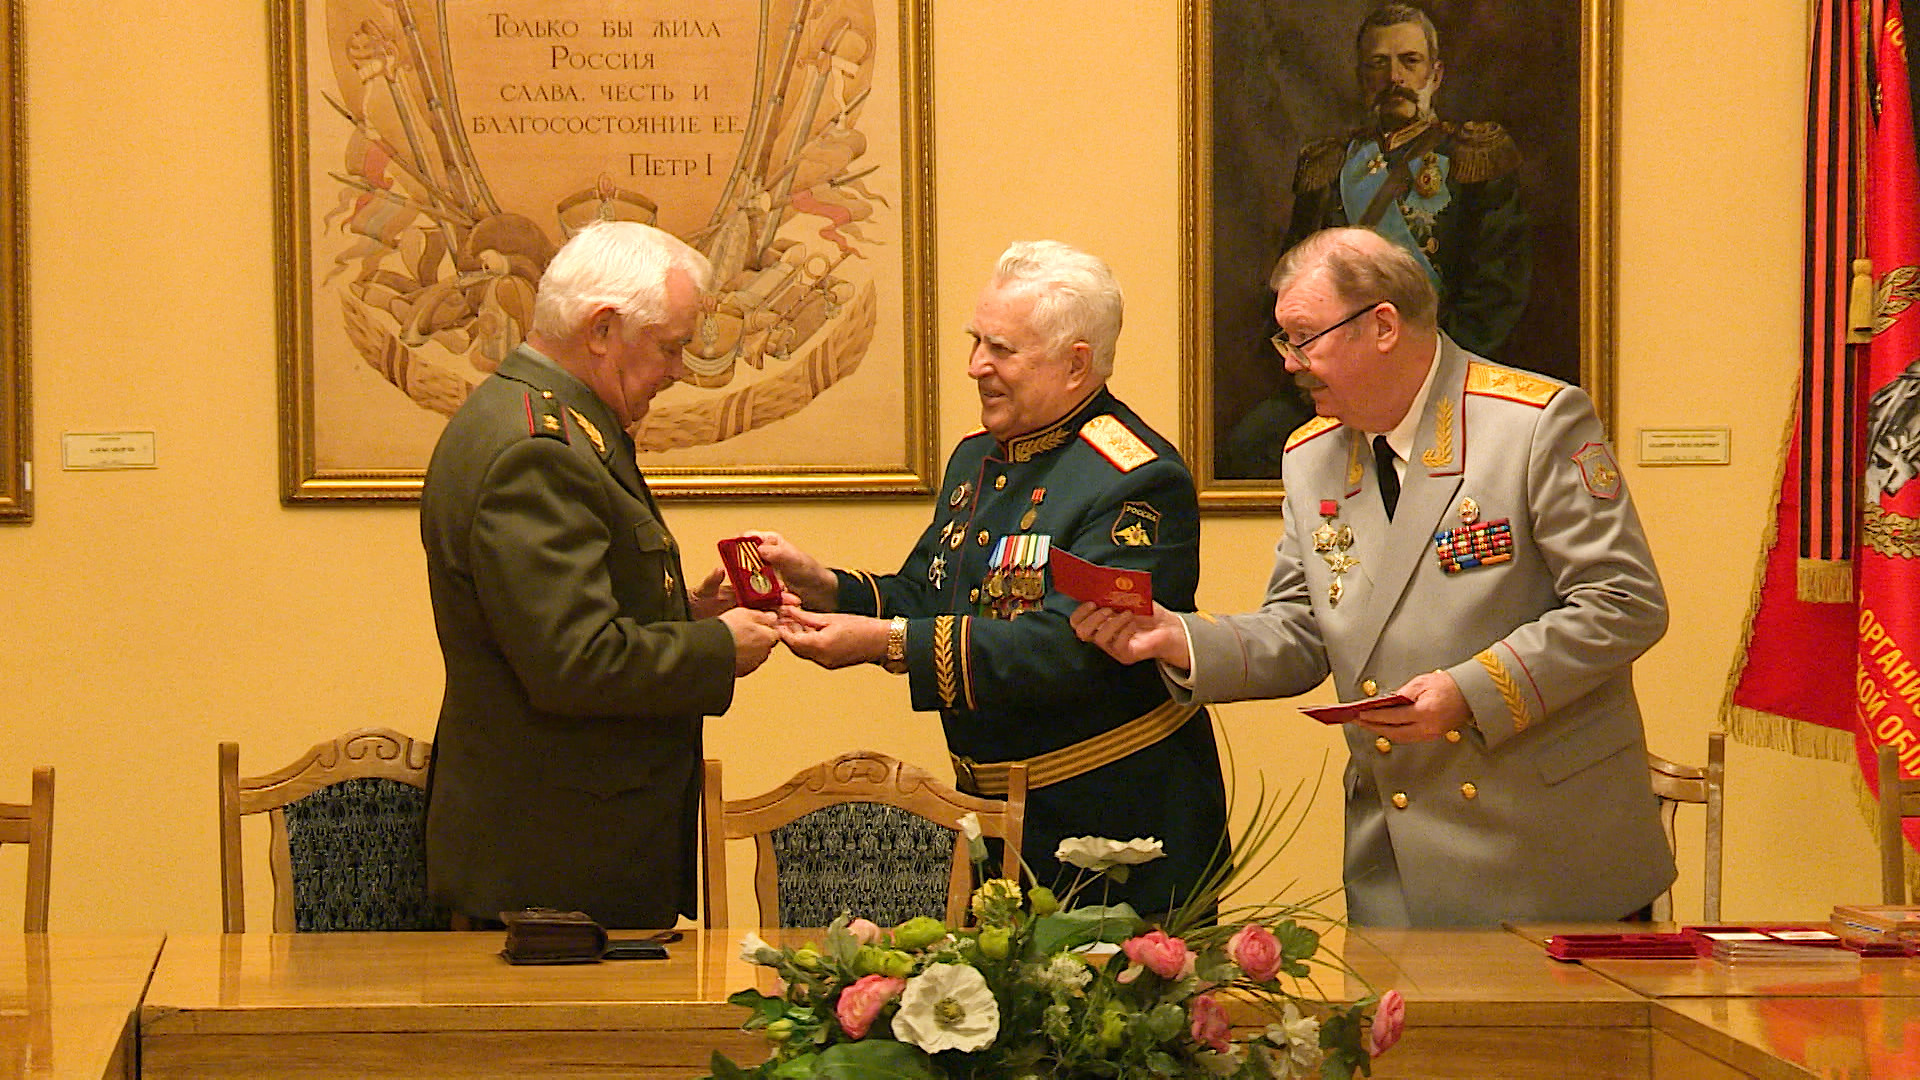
[1284,415,1342,452]
[1465,361,1562,408]
[1079,415,1158,472]
[1293,135,1349,195]
[1447,121,1522,183]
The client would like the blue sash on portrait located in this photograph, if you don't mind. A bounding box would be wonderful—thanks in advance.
[1339,137,1450,291]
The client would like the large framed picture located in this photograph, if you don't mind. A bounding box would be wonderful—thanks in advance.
[1182,0,1614,510]
[0,0,26,523]
[274,0,936,501]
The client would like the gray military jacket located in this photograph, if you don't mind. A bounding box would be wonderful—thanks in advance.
[1171,336,1675,926]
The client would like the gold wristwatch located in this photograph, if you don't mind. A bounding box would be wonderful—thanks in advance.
[881,616,909,674]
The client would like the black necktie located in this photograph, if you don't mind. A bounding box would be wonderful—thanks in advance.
[1373,435,1400,520]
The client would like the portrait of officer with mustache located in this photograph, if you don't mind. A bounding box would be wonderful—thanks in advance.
[1281,2,1531,360]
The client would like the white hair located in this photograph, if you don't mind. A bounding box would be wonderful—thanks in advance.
[990,240,1125,378]
[530,221,712,339]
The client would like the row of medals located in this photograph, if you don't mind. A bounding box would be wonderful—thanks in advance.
[933,479,1049,618]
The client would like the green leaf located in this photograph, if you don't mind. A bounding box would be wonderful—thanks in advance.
[707,1050,762,1080]
[1027,905,1144,957]
[811,1040,940,1080]
[769,1052,819,1080]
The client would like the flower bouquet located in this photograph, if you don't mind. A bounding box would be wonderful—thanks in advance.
[705,782,1403,1080]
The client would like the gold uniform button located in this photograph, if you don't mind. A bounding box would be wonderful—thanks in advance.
[1361,679,1378,696]
[1445,729,1463,744]
[1374,736,1392,754]
[969,588,980,603]
[1391,792,1409,809]
[1460,782,1478,800]
[977,530,989,546]
[994,475,1007,490]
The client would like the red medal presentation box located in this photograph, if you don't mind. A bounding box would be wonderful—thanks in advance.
[717,537,784,611]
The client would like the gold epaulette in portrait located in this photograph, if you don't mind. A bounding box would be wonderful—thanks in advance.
[1465,362,1562,409]
[1293,135,1349,194]
[1285,415,1343,452]
[524,392,569,443]
[1446,121,1522,183]
[1079,415,1158,472]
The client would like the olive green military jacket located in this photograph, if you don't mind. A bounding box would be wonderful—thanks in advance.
[420,346,735,928]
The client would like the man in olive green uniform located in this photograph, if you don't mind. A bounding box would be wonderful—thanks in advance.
[421,221,780,929]
[750,242,1229,915]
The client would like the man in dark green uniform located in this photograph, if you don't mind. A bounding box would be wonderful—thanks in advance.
[420,221,781,928]
[751,241,1229,915]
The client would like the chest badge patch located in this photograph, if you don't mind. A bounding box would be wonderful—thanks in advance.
[1112,501,1161,547]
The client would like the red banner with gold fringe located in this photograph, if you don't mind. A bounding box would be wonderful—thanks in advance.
[1856,0,1920,840]
[1726,0,1920,863]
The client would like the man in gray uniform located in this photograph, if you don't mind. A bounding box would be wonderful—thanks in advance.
[1074,228,1672,927]
[420,221,780,928]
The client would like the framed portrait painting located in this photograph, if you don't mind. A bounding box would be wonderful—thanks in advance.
[1182,0,1614,510]
[0,0,25,524]
[274,0,936,501]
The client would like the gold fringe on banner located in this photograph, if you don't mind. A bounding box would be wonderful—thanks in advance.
[1719,383,1859,761]
[1796,557,1855,601]
[1724,706,1856,762]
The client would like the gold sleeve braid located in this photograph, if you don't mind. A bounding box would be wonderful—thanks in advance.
[1474,648,1532,732]
[845,570,882,614]
[935,615,960,708]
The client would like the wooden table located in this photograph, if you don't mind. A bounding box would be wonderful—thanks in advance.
[1651,996,1920,1079]
[1321,927,1652,1080]
[139,931,768,1080]
[0,934,164,1080]
[139,927,1654,1080]
[1511,921,1920,1077]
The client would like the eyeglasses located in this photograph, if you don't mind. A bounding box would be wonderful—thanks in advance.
[1270,302,1383,367]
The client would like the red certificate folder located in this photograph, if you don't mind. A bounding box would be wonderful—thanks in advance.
[717,537,784,611]
[1300,694,1412,725]
[1047,548,1153,614]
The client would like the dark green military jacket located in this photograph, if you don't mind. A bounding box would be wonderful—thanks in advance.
[420,345,735,928]
[836,389,1229,914]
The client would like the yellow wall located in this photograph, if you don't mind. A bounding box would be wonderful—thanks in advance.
[0,0,1874,932]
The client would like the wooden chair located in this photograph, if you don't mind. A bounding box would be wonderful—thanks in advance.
[1647,732,1725,922]
[0,766,53,931]
[702,749,1027,929]
[220,727,442,933]
[1877,742,1920,903]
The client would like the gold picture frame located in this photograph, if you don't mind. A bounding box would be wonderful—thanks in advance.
[274,0,936,502]
[0,0,27,523]
[1182,0,1615,511]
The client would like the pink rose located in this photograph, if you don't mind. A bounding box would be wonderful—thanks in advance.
[1368,989,1405,1056]
[835,974,906,1039]
[1226,923,1284,982]
[1188,992,1231,1053]
[1122,929,1195,980]
[846,918,884,945]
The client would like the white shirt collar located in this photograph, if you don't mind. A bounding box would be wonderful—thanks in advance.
[1375,335,1444,468]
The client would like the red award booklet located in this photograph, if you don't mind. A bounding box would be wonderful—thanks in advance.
[1300,694,1412,725]
[717,537,785,611]
[1047,548,1153,614]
